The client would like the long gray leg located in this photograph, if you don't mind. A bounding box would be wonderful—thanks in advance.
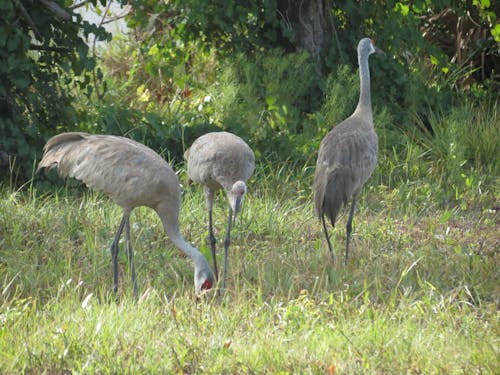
[204,187,218,281]
[125,217,138,297]
[345,198,356,265]
[208,208,218,280]
[221,206,233,294]
[321,214,335,261]
[111,213,128,293]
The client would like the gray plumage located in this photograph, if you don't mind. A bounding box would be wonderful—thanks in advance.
[313,38,384,264]
[38,132,214,295]
[184,131,255,292]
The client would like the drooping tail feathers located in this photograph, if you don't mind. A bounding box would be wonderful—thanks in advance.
[37,132,89,176]
[314,168,349,227]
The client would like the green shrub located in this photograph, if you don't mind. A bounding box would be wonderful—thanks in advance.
[197,49,321,161]
[0,1,110,184]
[372,97,500,208]
[413,99,499,176]
[318,65,360,133]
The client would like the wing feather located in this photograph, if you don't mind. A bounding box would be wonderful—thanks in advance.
[38,132,179,209]
[313,116,377,222]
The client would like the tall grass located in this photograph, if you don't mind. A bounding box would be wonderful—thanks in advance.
[0,100,498,372]
[0,144,498,373]
[412,100,499,177]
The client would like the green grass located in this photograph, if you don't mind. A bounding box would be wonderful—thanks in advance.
[0,158,498,373]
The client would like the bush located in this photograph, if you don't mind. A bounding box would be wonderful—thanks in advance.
[90,43,322,164]
[200,49,321,160]
[369,95,500,209]
[0,0,111,184]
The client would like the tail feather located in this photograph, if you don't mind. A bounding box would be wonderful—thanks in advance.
[314,167,350,227]
[323,174,347,227]
[37,132,89,176]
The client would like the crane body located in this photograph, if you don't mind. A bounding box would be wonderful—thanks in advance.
[184,131,255,292]
[313,38,384,264]
[38,132,214,295]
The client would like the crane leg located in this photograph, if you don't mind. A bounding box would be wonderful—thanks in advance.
[321,214,335,261]
[125,217,138,297]
[208,208,219,280]
[345,198,356,265]
[222,206,233,294]
[111,214,128,294]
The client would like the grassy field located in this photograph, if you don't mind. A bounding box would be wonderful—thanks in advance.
[0,158,498,373]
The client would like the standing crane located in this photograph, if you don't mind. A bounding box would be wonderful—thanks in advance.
[184,131,255,292]
[38,132,214,296]
[313,38,384,264]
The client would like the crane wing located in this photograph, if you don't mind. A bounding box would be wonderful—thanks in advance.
[38,132,179,208]
[313,120,378,223]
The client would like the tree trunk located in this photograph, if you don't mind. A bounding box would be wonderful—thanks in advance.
[278,0,331,71]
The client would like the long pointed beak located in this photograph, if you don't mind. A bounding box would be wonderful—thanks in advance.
[375,46,386,56]
[231,195,243,223]
[228,180,247,223]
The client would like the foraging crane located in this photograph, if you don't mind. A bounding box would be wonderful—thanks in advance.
[38,132,214,295]
[313,38,384,264]
[184,131,255,292]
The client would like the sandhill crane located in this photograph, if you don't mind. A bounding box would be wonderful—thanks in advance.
[38,132,214,296]
[313,38,384,265]
[184,131,255,292]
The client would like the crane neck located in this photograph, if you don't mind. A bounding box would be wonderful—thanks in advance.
[354,51,373,121]
[156,200,215,291]
[165,228,206,270]
[156,205,210,271]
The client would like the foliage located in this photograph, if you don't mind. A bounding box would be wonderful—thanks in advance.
[125,0,499,115]
[319,65,362,131]
[2,0,499,187]
[126,0,499,88]
[407,98,499,208]
[418,0,500,99]
[200,49,320,160]
[0,0,113,182]
[81,35,223,160]
[418,101,498,171]
[96,0,497,170]
[92,39,321,163]
[128,0,285,54]
[72,85,212,165]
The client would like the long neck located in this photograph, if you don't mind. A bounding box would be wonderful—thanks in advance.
[167,228,209,272]
[170,232,204,264]
[354,51,372,119]
[156,206,209,271]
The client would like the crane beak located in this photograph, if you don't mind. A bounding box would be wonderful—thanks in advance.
[230,195,244,223]
[374,46,386,56]
[229,180,247,223]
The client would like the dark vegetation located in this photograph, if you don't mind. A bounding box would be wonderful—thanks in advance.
[0,0,498,196]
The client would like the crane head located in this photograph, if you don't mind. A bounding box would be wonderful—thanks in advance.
[195,262,215,294]
[359,37,385,58]
[228,180,247,219]
[201,279,213,290]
